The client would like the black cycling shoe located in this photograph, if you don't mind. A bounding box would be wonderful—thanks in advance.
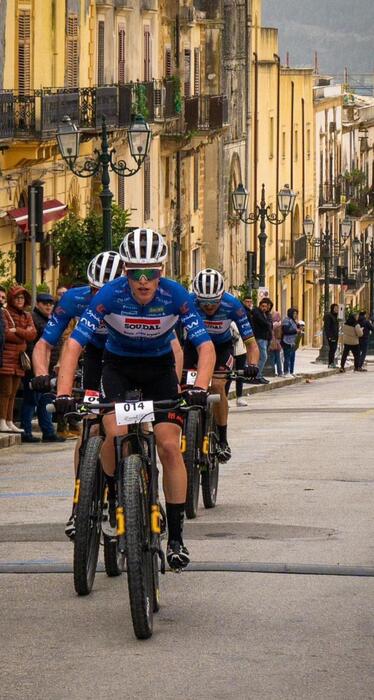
[216,441,232,463]
[166,540,190,570]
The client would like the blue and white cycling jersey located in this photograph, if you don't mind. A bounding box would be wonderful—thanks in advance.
[190,292,254,345]
[41,286,106,349]
[71,277,210,357]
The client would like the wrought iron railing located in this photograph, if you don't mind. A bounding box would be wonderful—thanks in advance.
[318,181,342,208]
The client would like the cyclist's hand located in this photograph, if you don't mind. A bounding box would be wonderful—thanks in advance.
[54,395,76,415]
[31,375,51,392]
[182,386,208,407]
[244,364,259,379]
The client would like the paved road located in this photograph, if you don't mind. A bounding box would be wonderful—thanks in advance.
[0,372,373,699]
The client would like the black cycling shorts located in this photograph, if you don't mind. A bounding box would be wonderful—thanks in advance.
[183,339,234,372]
[82,343,104,391]
[101,350,183,428]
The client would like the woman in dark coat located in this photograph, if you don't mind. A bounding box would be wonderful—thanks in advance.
[0,286,36,432]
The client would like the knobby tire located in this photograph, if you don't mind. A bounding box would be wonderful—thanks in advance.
[184,410,201,519]
[201,412,219,509]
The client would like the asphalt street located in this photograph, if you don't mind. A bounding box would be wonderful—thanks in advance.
[0,370,373,700]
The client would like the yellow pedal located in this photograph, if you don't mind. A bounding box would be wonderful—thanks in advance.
[202,436,209,454]
[180,435,187,453]
[151,504,161,534]
[116,506,125,535]
[73,479,80,504]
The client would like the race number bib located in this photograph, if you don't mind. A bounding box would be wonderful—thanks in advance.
[83,390,100,409]
[115,400,155,426]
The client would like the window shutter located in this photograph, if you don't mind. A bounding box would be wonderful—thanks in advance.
[144,27,152,81]
[97,20,105,86]
[144,156,151,221]
[193,153,199,211]
[118,175,125,210]
[118,23,126,84]
[184,49,191,97]
[193,48,200,95]
[66,14,79,88]
[165,48,172,78]
[18,10,31,94]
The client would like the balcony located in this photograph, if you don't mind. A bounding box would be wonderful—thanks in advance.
[345,190,374,218]
[278,240,294,269]
[163,94,228,137]
[0,80,180,141]
[294,235,307,267]
[318,181,342,211]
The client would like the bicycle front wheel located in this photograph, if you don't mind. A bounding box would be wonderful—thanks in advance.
[183,410,201,519]
[122,454,154,640]
[73,436,104,595]
[201,413,219,509]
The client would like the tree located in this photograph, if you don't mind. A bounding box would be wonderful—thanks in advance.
[51,205,131,286]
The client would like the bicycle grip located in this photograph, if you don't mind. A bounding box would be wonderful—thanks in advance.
[207,394,221,404]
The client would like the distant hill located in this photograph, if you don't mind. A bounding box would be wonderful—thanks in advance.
[262,0,374,76]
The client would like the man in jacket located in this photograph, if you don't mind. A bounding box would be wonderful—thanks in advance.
[251,298,273,383]
[358,310,373,371]
[323,303,339,368]
[20,292,64,443]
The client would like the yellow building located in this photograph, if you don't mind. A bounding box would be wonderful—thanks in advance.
[248,0,315,342]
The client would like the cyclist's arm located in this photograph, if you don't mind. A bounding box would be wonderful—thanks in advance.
[57,337,83,396]
[195,340,216,390]
[244,336,260,366]
[171,334,183,382]
[32,337,53,376]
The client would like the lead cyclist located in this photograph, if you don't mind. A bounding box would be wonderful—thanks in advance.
[55,228,215,570]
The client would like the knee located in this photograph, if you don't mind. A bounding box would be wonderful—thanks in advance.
[157,438,180,464]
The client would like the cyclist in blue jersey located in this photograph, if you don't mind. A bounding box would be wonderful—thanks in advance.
[184,268,259,462]
[55,228,215,570]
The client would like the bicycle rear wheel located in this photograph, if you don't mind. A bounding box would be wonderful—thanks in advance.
[183,410,201,519]
[123,454,154,640]
[73,436,104,595]
[201,413,219,509]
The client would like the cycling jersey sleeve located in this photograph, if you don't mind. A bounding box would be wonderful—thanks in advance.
[71,288,109,347]
[231,299,254,342]
[178,292,211,347]
[41,295,75,347]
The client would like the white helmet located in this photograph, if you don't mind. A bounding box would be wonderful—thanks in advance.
[119,227,168,265]
[193,268,225,301]
[87,251,123,288]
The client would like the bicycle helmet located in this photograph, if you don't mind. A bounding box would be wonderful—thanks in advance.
[119,228,168,265]
[193,268,225,302]
[87,251,123,288]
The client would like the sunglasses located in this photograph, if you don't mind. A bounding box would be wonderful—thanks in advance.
[127,268,162,282]
[198,299,221,307]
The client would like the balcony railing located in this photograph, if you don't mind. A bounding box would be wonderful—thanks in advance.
[0,79,180,140]
[164,94,229,136]
[318,182,342,209]
[294,235,307,267]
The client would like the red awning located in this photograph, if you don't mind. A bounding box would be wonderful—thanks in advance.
[7,199,68,233]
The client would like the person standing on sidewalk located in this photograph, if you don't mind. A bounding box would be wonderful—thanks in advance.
[357,310,373,371]
[231,321,248,406]
[281,308,301,377]
[268,310,283,377]
[251,298,273,384]
[0,286,6,370]
[20,293,65,443]
[323,303,339,368]
[340,312,363,372]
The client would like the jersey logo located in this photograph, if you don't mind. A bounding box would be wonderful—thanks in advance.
[124,317,161,330]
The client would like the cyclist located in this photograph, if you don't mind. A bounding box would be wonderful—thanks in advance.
[54,228,215,570]
[184,268,259,462]
[32,251,124,538]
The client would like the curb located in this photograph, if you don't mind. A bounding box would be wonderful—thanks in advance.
[229,366,345,398]
[0,434,22,450]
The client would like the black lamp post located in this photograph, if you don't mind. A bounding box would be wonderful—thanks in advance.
[57,114,151,251]
[304,214,352,362]
[232,182,296,287]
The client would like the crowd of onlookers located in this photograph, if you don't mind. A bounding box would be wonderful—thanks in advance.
[323,304,373,372]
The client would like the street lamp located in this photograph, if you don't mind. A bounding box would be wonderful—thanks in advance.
[232,182,296,286]
[57,113,151,250]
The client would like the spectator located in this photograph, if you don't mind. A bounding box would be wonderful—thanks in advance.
[56,285,68,302]
[340,312,363,372]
[231,321,248,406]
[242,298,254,322]
[21,293,65,443]
[323,303,339,368]
[357,310,373,371]
[268,310,283,377]
[281,307,300,377]
[0,286,6,369]
[251,298,273,384]
[0,286,36,433]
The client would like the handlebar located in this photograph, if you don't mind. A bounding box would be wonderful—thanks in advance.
[46,393,221,415]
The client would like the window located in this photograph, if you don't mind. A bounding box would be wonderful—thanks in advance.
[144,26,152,81]
[18,10,31,94]
[193,153,199,211]
[282,131,286,160]
[144,156,151,221]
[118,175,125,210]
[165,47,172,78]
[192,248,201,278]
[184,49,191,97]
[164,157,170,199]
[118,23,126,84]
[66,13,79,88]
[97,20,105,86]
[306,128,311,159]
[269,117,274,159]
[193,48,200,95]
